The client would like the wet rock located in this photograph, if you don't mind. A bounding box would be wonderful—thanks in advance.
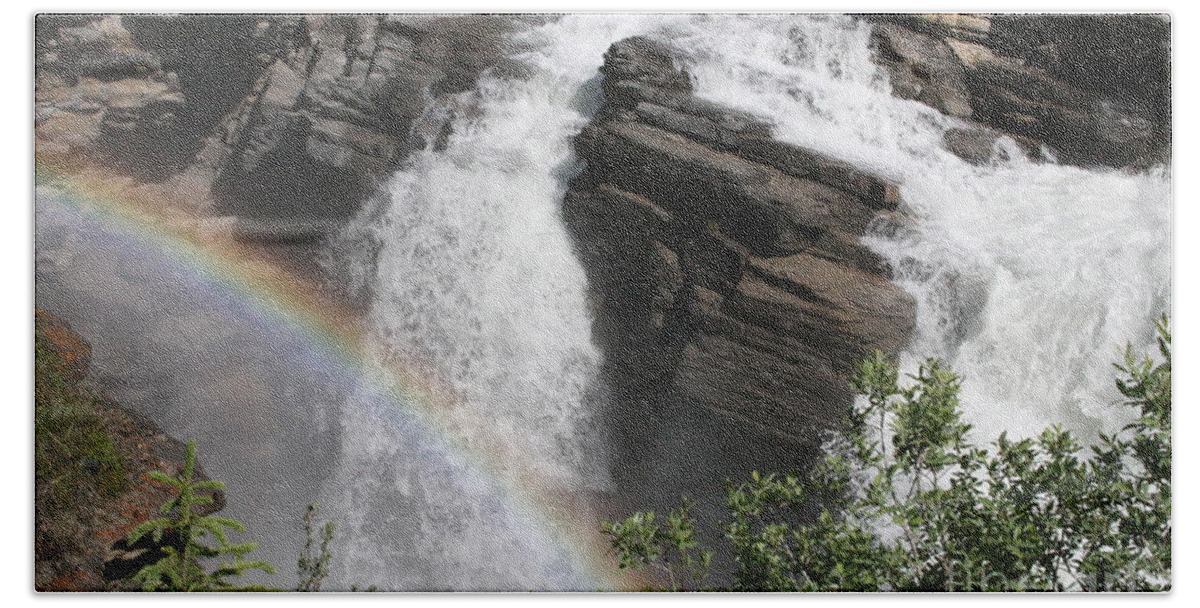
[34,15,276,181]
[946,35,1158,167]
[564,35,916,476]
[988,14,1169,130]
[600,36,694,111]
[36,14,518,240]
[942,127,1001,164]
[576,120,881,260]
[866,13,1169,168]
[182,14,517,230]
[871,22,973,118]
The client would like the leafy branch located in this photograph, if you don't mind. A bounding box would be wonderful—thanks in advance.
[605,316,1172,592]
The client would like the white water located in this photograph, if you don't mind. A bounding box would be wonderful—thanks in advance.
[661,14,1171,442]
[323,15,678,591]
[328,14,1169,589]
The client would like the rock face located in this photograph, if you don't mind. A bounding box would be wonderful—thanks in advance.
[181,15,518,234]
[35,16,286,181]
[868,14,1170,168]
[564,37,916,498]
[36,14,519,244]
[35,16,187,180]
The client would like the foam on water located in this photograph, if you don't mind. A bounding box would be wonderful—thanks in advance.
[663,14,1170,441]
[335,14,1169,588]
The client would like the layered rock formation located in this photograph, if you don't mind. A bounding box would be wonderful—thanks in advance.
[36,14,518,244]
[868,14,1170,167]
[36,15,193,180]
[36,13,1168,243]
[182,15,519,234]
[564,37,916,495]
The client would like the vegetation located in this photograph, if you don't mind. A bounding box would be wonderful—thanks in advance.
[297,504,337,592]
[34,326,127,570]
[124,440,276,591]
[34,311,349,592]
[120,447,354,592]
[605,497,713,591]
[35,331,127,503]
[604,316,1171,591]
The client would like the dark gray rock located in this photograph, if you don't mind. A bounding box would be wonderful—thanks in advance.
[35,15,279,181]
[942,127,1002,164]
[576,120,882,260]
[988,14,1169,131]
[564,36,916,496]
[947,35,1158,167]
[183,14,518,228]
[601,36,694,111]
[36,14,520,237]
[871,22,973,118]
[866,13,1169,168]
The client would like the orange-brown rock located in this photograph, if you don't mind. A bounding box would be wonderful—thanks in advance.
[35,309,92,384]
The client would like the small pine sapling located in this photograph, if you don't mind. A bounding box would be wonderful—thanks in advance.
[124,441,276,591]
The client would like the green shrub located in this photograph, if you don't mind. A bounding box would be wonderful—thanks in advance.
[605,316,1171,592]
[604,497,712,591]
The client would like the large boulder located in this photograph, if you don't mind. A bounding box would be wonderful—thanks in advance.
[564,36,916,497]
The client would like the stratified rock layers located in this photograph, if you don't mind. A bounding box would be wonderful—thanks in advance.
[564,37,916,492]
[869,14,1170,167]
[36,15,518,241]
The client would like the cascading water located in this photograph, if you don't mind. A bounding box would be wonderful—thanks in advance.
[323,15,679,591]
[34,13,1169,592]
[332,13,1167,588]
[661,14,1170,442]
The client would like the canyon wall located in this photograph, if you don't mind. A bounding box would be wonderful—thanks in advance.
[35,11,1170,544]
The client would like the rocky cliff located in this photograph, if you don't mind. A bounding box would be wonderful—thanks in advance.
[183,15,520,234]
[36,14,1168,244]
[563,37,916,497]
[36,14,519,244]
[34,11,1169,531]
[867,13,1170,167]
[35,15,275,182]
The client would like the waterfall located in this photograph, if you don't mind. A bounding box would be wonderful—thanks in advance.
[323,15,675,591]
[326,12,1170,589]
[660,14,1171,442]
[34,13,1169,592]
[333,15,1168,587]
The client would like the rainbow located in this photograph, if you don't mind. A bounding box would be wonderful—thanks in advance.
[34,163,643,591]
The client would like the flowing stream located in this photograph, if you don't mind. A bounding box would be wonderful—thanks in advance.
[34,14,1169,591]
